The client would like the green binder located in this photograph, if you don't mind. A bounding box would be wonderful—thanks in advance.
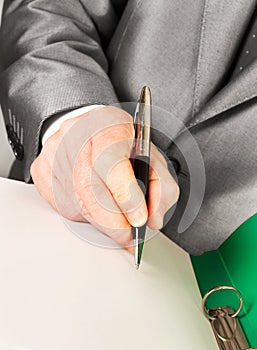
[191,213,257,347]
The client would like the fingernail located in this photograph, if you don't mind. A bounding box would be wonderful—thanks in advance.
[129,208,148,227]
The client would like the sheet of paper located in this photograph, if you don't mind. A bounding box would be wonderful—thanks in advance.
[0,177,218,350]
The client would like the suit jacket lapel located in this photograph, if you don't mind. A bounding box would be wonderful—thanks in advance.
[187,0,256,131]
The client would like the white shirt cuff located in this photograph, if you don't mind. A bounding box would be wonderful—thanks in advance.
[41,105,105,146]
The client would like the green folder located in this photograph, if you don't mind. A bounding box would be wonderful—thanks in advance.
[191,213,257,347]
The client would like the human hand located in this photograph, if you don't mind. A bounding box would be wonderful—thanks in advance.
[31,106,179,249]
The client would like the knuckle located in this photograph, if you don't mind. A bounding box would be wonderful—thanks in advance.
[165,182,180,206]
[59,118,80,138]
[172,182,180,202]
[105,106,132,122]
[103,122,134,141]
[64,212,87,222]
[30,162,36,178]
[30,157,40,179]
[114,121,133,135]
[123,123,135,139]
[103,107,134,135]
[115,189,131,204]
[112,184,131,204]
[60,118,77,130]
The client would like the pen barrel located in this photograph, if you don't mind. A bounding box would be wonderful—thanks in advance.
[132,155,150,245]
[133,155,150,204]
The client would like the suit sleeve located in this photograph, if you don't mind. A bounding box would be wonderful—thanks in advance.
[0,0,120,182]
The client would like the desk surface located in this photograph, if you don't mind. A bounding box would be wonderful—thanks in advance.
[0,177,217,350]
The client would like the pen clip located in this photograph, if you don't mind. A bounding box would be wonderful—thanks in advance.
[133,86,151,158]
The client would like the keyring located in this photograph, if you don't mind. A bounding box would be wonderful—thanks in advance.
[213,316,237,341]
[202,285,243,321]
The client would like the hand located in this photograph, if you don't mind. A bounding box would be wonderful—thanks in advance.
[31,106,180,249]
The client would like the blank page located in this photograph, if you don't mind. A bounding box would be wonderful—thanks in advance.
[0,178,217,350]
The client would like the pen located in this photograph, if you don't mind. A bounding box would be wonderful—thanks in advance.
[132,86,152,270]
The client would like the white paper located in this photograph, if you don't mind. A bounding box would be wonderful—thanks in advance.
[0,177,218,350]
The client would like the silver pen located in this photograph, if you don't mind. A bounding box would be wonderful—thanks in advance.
[132,86,152,269]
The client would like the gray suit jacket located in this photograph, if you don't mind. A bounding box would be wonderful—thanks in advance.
[0,0,256,255]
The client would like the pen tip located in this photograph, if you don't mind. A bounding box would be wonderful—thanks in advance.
[135,264,139,270]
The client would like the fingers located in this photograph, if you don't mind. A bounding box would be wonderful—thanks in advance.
[147,144,180,230]
[73,143,133,249]
[31,133,87,223]
[31,105,180,250]
[91,118,148,228]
